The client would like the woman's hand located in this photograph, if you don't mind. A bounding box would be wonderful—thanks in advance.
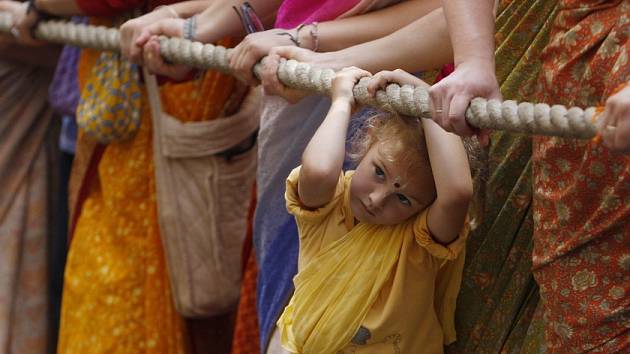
[367,69,429,96]
[259,46,333,103]
[598,83,630,153]
[0,0,22,47]
[228,28,298,85]
[332,66,372,107]
[8,0,43,46]
[428,59,501,145]
[141,35,192,80]
[120,7,181,65]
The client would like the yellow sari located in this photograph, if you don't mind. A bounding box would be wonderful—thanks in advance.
[58,38,238,353]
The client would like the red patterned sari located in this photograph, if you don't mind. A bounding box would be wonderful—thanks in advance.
[532,0,629,352]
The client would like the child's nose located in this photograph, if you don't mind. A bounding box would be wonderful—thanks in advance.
[369,189,386,209]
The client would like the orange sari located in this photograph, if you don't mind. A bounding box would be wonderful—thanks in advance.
[58,38,238,353]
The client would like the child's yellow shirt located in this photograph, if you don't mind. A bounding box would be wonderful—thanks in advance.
[279,167,469,354]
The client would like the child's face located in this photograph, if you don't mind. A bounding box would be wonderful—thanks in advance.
[350,142,432,225]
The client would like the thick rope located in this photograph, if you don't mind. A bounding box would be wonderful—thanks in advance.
[0,13,599,139]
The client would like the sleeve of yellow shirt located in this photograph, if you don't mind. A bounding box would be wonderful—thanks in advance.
[285,166,346,234]
[412,209,469,262]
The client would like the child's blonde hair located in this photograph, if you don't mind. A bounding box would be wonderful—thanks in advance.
[348,112,487,228]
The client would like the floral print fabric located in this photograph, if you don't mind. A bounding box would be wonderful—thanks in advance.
[532,0,630,352]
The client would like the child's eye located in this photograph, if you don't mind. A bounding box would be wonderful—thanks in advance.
[397,194,411,206]
[374,166,385,179]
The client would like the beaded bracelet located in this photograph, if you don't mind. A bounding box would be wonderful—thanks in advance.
[183,15,197,41]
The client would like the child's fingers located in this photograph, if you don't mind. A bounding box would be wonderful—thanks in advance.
[367,70,397,96]
[389,68,426,87]
[367,75,387,96]
[338,67,372,87]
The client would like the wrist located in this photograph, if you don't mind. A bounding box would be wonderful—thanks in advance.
[183,15,197,41]
[319,51,348,71]
[296,22,319,51]
[331,97,353,110]
[455,56,495,75]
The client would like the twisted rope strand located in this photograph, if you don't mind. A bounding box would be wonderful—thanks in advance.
[0,13,599,139]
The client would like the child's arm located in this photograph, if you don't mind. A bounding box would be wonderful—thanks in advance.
[369,70,473,244]
[298,67,371,208]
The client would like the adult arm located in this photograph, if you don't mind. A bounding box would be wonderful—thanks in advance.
[428,0,500,142]
[316,7,451,72]
[261,7,452,100]
[301,0,440,52]
[33,0,81,15]
[194,0,282,43]
[232,0,440,85]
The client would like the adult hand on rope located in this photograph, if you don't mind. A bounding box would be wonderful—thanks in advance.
[9,0,44,46]
[142,35,192,80]
[260,46,334,103]
[0,0,22,47]
[229,28,299,86]
[428,59,501,146]
[120,7,181,66]
[597,83,630,153]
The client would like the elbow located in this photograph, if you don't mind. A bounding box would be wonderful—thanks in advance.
[440,180,473,208]
[299,162,340,187]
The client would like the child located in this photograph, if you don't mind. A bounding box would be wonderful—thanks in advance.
[275,67,473,354]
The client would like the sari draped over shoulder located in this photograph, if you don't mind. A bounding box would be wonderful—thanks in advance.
[254,0,403,348]
[0,61,54,354]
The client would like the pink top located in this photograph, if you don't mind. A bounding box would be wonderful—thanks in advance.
[275,0,400,29]
[274,0,360,29]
